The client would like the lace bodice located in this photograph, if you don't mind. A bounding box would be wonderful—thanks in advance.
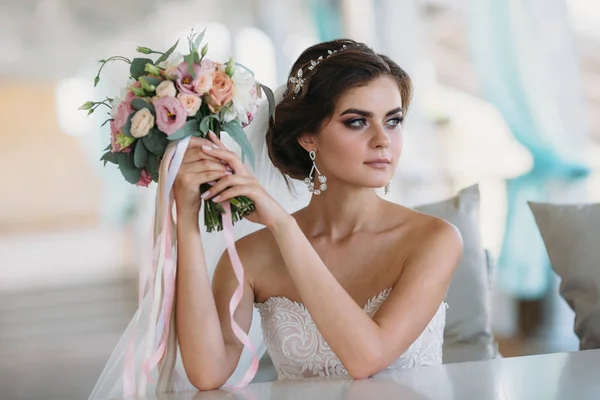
[255,289,447,380]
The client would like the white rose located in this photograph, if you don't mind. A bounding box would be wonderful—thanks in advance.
[193,71,213,95]
[230,68,261,124]
[155,80,177,98]
[130,108,154,138]
[177,93,202,117]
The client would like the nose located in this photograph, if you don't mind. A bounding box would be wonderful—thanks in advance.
[371,124,390,149]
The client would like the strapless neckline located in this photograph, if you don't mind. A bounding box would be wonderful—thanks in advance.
[255,288,393,312]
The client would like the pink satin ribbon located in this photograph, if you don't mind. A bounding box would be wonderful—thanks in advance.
[123,138,259,395]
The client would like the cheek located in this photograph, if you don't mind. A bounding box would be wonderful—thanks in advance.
[390,129,403,155]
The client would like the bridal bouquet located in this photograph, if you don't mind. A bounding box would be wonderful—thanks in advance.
[80,29,273,232]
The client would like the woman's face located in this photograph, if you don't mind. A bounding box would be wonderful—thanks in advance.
[308,75,404,190]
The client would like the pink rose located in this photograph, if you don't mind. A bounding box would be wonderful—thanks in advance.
[110,120,132,153]
[153,96,187,135]
[112,100,133,134]
[205,70,234,113]
[174,63,203,95]
[177,93,202,117]
[136,169,152,187]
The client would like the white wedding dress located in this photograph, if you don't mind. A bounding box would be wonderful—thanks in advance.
[255,288,448,380]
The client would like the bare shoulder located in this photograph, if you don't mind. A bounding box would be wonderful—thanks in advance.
[229,226,281,285]
[386,201,463,272]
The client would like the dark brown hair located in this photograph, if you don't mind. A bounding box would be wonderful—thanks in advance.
[266,39,412,181]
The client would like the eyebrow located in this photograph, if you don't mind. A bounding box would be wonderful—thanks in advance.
[339,107,403,118]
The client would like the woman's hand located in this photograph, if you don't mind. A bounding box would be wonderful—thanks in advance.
[173,136,233,218]
[199,131,292,230]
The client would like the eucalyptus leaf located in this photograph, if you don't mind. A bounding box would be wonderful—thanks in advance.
[155,39,179,65]
[222,120,255,170]
[130,58,154,79]
[144,76,162,87]
[183,54,195,79]
[134,140,149,168]
[103,143,112,151]
[260,84,275,118]
[123,113,134,137]
[167,119,200,141]
[142,128,169,156]
[100,151,119,166]
[194,28,206,50]
[147,155,159,182]
[117,152,142,184]
[199,116,213,136]
[131,98,155,114]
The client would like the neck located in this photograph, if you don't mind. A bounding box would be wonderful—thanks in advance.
[300,180,384,241]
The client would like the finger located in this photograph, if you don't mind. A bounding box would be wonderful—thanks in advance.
[208,131,227,149]
[179,170,232,189]
[210,185,255,203]
[201,145,250,177]
[200,174,254,200]
[188,137,215,149]
[183,148,222,164]
[180,159,230,174]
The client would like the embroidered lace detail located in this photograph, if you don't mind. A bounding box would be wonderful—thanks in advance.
[255,289,447,380]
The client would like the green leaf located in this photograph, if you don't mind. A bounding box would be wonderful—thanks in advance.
[260,84,275,118]
[103,143,112,151]
[134,140,149,168]
[130,58,154,79]
[194,28,206,51]
[222,120,255,170]
[131,98,155,114]
[94,76,100,87]
[183,54,196,79]
[156,39,180,65]
[167,119,200,141]
[100,151,119,166]
[199,115,214,136]
[142,128,169,156]
[144,76,162,87]
[147,154,160,182]
[117,152,141,184]
[123,113,134,137]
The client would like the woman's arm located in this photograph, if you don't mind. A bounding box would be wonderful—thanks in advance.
[269,216,462,379]
[199,133,462,379]
[175,211,255,390]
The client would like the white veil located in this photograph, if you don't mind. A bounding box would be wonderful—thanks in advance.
[89,84,310,399]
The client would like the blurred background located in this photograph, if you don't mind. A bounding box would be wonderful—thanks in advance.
[1,0,599,399]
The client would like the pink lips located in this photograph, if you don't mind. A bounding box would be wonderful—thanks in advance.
[364,158,391,169]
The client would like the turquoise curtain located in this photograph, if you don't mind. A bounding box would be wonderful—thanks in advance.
[309,0,342,41]
[468,0,590,298]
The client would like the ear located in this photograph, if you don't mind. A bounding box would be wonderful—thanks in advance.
[298,133,317,153]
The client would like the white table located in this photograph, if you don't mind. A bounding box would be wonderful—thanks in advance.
[122,350,600,400]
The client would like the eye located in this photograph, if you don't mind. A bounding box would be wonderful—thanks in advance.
[386,117,404,128]
[344,118,368,129]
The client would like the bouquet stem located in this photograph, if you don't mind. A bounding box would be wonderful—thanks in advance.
[201,184,255,232]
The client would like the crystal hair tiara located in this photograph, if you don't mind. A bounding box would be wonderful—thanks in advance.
[288,43,360,98]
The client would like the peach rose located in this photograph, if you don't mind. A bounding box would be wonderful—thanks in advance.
[130,108,154,138]
[177,93,202,117]
[155,80,176,98]
[205,70,234,112]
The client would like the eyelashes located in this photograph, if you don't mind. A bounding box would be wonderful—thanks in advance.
[343,117,404,129]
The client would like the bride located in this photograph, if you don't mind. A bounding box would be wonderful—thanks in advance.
[90,38,462,398]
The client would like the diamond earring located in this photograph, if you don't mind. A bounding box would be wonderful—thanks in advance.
[305,150,327,195]
[384,181,391,195]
